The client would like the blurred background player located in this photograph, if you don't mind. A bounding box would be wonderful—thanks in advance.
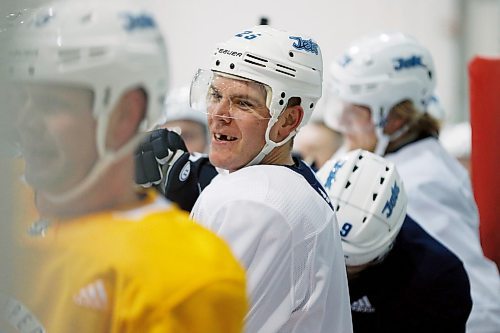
[317,149,472,332]
[136,25,353,332]
[156,86,209,153]
[1,1,247,332]
[324,31,500,331]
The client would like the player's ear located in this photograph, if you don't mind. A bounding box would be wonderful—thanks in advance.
[106,88,147,150]
[270,100,303,142]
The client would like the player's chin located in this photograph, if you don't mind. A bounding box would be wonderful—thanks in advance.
[209,151,242,172]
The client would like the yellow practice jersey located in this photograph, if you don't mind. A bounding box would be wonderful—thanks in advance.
[2,191,247,333]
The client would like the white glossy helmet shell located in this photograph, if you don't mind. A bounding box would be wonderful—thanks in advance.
[9,0,168,157]
[329,32,436,129]
[203,25,323,166]
[318,149,407,266]
[211,25,323,128]
[8,0,168,202]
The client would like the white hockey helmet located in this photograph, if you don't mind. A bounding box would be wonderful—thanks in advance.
[8,0,168,202]
[9,0,168,157]
[158,86,208,127]
[328,32,436,154]
[321,149,407,266]
[192,25,323,165]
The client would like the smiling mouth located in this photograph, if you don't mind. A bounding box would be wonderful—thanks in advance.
[214,133,237,142]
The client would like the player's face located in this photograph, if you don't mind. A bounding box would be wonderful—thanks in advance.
[338,103,377,152]
[162,120,207,153]
[207,76,270,171]
[16,83,98,195]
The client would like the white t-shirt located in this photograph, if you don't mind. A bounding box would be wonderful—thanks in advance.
[191,163,353,333]
[385,137,500,332]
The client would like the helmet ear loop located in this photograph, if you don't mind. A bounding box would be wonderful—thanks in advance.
[244,104,293,167]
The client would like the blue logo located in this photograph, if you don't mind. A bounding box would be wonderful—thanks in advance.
[338,54,352,67]
[235,30,261,40]
[121,13,156,32]
[382,182,400,218]
[340,223,353,237]
[324,160,345,190]
[34,13,54,28]
[289,36,319,55]
[393,55,427,71]
[179,161,191,182]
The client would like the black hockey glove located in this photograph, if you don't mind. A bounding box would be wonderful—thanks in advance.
[134,129,189,193]
[134,129,218,211]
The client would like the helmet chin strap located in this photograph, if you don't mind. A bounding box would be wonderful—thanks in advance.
[41,133,143,205]
[245,113,296,167]
[374,123,410,156]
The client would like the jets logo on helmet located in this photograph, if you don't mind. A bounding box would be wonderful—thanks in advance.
[317,149,407,266]
[382,182,401,218]
[121,13,156,32]
[289,36,319,55]
[393,55,429,71]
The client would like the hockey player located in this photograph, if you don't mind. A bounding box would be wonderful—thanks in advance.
[136,25,353,332]
[317,149,472,332]
[1,1,247,332]
[324,31,500,331]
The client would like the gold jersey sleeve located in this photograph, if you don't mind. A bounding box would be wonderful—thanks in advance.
[3,191,247,333]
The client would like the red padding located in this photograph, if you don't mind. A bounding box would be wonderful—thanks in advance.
[469,56,500,270]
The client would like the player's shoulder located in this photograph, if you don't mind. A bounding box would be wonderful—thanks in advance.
[109,193,243,275]
[396,216,464,271]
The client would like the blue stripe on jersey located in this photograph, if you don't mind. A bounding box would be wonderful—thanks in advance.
[285,158,334,210]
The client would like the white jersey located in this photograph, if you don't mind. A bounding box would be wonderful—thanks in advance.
[385,137,500,332]
[191,163,353,333]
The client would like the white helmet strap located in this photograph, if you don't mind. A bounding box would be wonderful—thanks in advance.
[42,133,143,204]
[374,121,411,156]
[245,111,297,167]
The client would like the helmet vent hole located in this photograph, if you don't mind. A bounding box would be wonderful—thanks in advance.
[353,165,358,172]
[281,92,286,98]
[380,177,385,184]
[372,193,378,201]
[385,166,390,171]
[229,63,235,69]
[358,155,363,160]
[336,205,340,212]
[80,13,92,24]
[279,100,284,106]
[247,53,268,63]
[276,63,296,77]
[345,181,351,189]
[103,87,111,107]
[89,47,107,58]
[428,71,433,80]
[289,51,294,57]
[58,49,81,63]
[362,217,367,223]
[309,103,314,108]
[244,59,266,68]
[215,60,220,66]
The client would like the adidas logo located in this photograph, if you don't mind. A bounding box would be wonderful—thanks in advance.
[351,296,375,313]
[73,279,108,311]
